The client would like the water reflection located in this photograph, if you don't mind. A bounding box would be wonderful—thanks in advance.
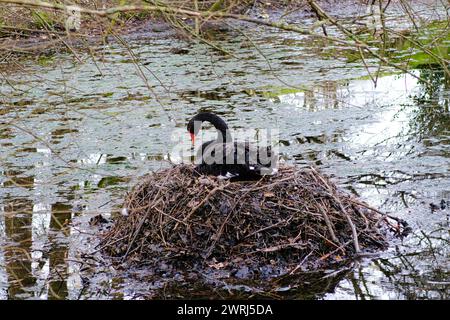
[409,69,449,143]
[48,203,71,300]
[328,227,450,300]
[4,198,36,299]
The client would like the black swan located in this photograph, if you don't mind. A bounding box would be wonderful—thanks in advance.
[187,112,277,180]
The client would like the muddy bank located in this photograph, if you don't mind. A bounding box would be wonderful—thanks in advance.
[0,0,372,58]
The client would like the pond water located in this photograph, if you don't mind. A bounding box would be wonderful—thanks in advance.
[0,9,449,299]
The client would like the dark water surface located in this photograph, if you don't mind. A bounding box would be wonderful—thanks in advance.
[0,11,449,299]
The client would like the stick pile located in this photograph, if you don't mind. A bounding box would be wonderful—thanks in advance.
[101,165,397,271]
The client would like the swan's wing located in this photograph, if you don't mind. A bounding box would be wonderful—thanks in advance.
[246,144,278,175]
[200,142,234,165]
[233,142,257,166]
[198,141,278,176]
[217,172,240,180]
[258,145,277,167]
[199,141,217,165]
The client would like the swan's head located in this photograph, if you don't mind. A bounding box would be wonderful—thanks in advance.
[187,112,229,144]
[187,117,200,143]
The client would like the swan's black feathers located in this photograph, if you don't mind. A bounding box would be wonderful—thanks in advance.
[188,112,277,181]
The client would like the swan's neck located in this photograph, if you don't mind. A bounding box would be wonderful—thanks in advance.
[216,127,232,144]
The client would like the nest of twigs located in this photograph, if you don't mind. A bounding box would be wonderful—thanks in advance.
[101,165,404,273]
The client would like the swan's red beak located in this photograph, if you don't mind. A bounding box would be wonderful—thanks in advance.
[189,132,195,144]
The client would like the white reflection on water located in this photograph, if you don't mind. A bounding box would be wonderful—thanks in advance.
[278,73,418,112]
